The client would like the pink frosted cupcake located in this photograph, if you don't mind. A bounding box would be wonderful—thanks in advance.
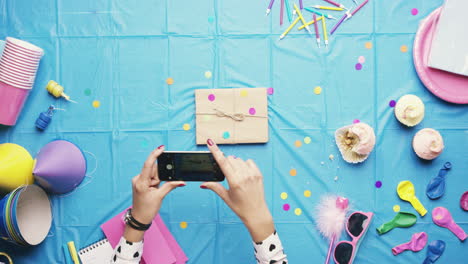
[412,128,444,160]
[335,122,376,163]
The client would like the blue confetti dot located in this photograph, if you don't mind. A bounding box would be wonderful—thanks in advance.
[223,131,230,139]
[208,16,215,23]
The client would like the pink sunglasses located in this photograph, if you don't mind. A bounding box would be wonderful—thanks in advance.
[333,211,374,264]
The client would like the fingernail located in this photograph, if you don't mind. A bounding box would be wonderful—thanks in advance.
[207,139,214,146]
[178,184,186,187]
[200,185,207,189]
[158,145,165,149]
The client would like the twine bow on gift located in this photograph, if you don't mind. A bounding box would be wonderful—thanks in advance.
[197,108,267,121]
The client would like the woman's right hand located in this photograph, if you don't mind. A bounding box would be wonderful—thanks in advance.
[201,139,275,243]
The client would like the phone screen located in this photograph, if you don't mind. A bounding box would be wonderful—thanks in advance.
[158,152,224,182]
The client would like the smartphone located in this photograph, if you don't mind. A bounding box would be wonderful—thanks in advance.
[158,151,225,182]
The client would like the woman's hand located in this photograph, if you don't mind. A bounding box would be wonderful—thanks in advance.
[201,139,275,243]
[125,145,185,242]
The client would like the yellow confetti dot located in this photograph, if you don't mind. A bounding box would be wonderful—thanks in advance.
[289,169,297,176]
[393,205,400,212]
[280,192,288,200]
[183,123,191,131]
[304,190,311,197]
[240,90,248,97]
[294,208,302,216]
[92,100,100,108]
[400,45,408,53]
[166,77,174,85]
[204,71,212,79]
[295,140,302,148]
[314,86,322,95]
[329,154,334,160]
[365,42,373,49]
[180,221,188,229]
[304,136,311,144]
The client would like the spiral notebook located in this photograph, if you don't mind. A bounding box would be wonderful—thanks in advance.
[78,238,114,264]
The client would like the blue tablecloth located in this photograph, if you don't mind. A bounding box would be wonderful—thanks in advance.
[0,0,467,263]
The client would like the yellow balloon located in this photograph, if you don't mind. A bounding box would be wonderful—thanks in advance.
[0,143,34,193]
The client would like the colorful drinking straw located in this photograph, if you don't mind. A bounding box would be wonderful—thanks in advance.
[330,10,351,35]
[279,17,301,39]
[280,0,284,25]
[285,0,292,22]
[348,0,369,19]
[293,4,312,35]
[297,16,323,30]
[323,0,346,9]
[266,0,275,15]
[304,7,336,19]
[313,5,344,11]
[313,14,321,47]
[321,15,329,48]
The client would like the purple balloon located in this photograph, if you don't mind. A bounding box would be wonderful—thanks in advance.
[33,140,86,194]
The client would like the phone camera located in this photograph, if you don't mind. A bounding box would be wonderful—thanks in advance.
[166,164,173,170]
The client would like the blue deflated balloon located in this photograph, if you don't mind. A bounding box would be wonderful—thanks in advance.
[426,162,451,199]
[423,240,446,264]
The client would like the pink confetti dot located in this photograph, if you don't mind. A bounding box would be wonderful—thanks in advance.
[353,119,360,124]
[411,8,418,16]
[355,63,363,71]
[249,107,256,115]
[389,100,396,107]
[208,94,215,101]
[283,204,290,211]
[267,87,274,95]
[375,181,382,188]
[358,56,366,64]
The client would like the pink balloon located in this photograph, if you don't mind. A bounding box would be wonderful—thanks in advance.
[392,232,428,255]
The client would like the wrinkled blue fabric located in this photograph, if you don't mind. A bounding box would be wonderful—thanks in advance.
[0,0,467,263]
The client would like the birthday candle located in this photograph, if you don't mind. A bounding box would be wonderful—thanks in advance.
[323,0,346,9]
[297,16,323,30]
[313,5,345,11]
[313,14,321,47]
[330,11,350,35]
[304,7,336,19]
[266,0,275,16]
[321,15,329,48]
[293,4,312,35]
[279,17,301,39]
[285,0,292,22]
[280,0,284,25]
[299,0,303,9]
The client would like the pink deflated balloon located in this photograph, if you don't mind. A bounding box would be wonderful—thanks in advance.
[392,232,428,255]
[432,207,467,241]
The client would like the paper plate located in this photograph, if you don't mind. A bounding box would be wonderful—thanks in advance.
[413,7,468,104]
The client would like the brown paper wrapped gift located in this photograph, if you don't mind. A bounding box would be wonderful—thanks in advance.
[195,88,269,145]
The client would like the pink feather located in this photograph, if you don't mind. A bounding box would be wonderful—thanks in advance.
[315,195,349,240]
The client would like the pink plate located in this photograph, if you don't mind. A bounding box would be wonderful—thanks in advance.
[413,7,468,104]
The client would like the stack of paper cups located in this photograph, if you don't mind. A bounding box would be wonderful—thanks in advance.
[0,37,44,126]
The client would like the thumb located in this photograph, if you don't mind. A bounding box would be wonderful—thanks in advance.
[201,182,229,203]
[159,181,186,198]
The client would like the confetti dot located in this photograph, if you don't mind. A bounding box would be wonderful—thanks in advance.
[208,94,215,101]
[183,123,191,131]
[283,204,290,211]
[304,136,311,144]
[280,192,288,200]
[180,221,188,229]
[411,8,419,16]
[294,208,302,216]
[208,16,215,23]
[365,42,373,49]
[204,71,212,79]
[358,56,366,64]
[84,89,91,96]
[313,86,322,95]
[249,107,256,115]
[240,90,248,97]
[355,63,363,71]
[304,190,311,197]
[289,169,297,176]
[334,176,339,181]
[321,161,325,165]
[329,154,334,161]
[166,77,174,85]
[92,100,101,108]
[393,205,401,212]
[223,131,230,139]
[267,87,274,95]
[353,119,360,124]
[295,140,302,148]
[140,140,149,148]
[375,181,382,188]
[400,45,408,53]
[389,100,396,107]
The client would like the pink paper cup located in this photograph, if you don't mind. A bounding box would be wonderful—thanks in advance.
[0,81,31,126]
[6,37,43,56]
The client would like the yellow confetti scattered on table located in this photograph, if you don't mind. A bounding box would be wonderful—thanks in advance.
[289,169,297,176]
[393,205,400,212]
[304,190,311,197]
[295,140,302,147]
[329,154,334,160]
[280,192,288,200]
[92,100,101,108]
[400,45,408,53]
[365,42,373,49]
[314,86,322,95]
[294,208,302,216]
[166,77,174,85]
[183,124,191,131]
[304,136,311,144]
[240,90,248,97]
[180,221,188,229]
[204,71,212,79]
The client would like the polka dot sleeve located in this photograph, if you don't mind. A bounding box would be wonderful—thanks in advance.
[253,231,288,264]
[111,237,143,263]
